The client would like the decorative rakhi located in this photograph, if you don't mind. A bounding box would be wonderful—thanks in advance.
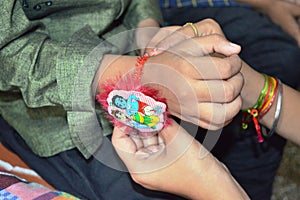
[96,54,171,136]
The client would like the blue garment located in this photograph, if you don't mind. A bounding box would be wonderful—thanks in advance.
[159,0,249,8]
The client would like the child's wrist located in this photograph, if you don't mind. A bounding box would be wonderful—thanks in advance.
[240,62,265,110]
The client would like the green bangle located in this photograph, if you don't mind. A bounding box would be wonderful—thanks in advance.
[242,74,269,126]
[252,74,269,110]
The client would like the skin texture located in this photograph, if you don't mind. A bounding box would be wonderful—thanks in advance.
[112,120,250,200]
[235,0,300,46]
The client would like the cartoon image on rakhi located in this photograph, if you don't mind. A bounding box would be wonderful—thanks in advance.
[96,54,171,135]
[107,90,166,133]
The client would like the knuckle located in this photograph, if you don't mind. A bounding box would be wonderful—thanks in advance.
[231,55,242,70]
[203,18,219,27]
[217,61,232,78]
[224,83,235,102]
[207,33,226,45]
[235,73,244,89]
[209,57,231,78]
[209,33,223,41]
[225,98,242,121]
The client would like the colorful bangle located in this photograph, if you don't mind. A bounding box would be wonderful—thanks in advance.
[259,76,278,118]
[253,74,269,110]
[241,74,269,129]
[242,74,279,143]
[262,79,283,137]
[96,55,170,136]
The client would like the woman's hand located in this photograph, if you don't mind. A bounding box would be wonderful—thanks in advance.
[144,34,243,130]
[144,18,225,55]
[137,19,242,130]
[111,120,250,200]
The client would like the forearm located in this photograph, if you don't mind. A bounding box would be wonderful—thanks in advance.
[234,0,272,7]
[146,147,249,200]
[183,152,249,200]
[241,61,300,145]
[260,84,300,145]
[233,0,272,12]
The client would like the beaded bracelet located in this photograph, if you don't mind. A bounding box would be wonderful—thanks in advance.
[96,55,170,136]
[242,74,280,143]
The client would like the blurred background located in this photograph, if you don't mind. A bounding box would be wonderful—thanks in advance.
[272,141,300,199]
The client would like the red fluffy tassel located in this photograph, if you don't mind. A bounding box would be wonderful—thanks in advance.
[96,56,171,136]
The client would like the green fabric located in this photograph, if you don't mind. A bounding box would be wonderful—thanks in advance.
[0,0,162,158]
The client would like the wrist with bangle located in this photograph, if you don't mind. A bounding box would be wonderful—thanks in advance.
[242,74,283,143]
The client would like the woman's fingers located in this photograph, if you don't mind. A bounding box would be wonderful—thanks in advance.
[145,19,226,56]
[192,72,244,103]
[144,26,181,55]
[170,95,242,130]
[175,54,242,80]
[168,34,241,58]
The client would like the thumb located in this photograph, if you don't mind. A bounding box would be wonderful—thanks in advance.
[111,127,137,154]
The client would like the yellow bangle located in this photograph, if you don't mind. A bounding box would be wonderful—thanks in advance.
[183,22,199,37]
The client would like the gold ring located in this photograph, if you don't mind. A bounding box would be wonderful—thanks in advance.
[183,22,199,37]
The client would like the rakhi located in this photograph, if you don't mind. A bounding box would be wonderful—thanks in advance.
[96,54,171,136]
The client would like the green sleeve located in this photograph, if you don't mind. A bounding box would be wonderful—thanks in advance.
[0,1,111,111]
[0,1,116,157]
[123,0,163,28]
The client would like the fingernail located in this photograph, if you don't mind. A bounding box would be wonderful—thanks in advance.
[229,42,241,50]
[136,151,150,159]
[147,48,163,56]
[147,145,160,153]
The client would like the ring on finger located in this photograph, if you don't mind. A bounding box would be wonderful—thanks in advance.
[183,22,199,37]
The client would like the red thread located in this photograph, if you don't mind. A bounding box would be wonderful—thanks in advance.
[242,75,279,143]
[249,109,264,143]
[133,55,150,81]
